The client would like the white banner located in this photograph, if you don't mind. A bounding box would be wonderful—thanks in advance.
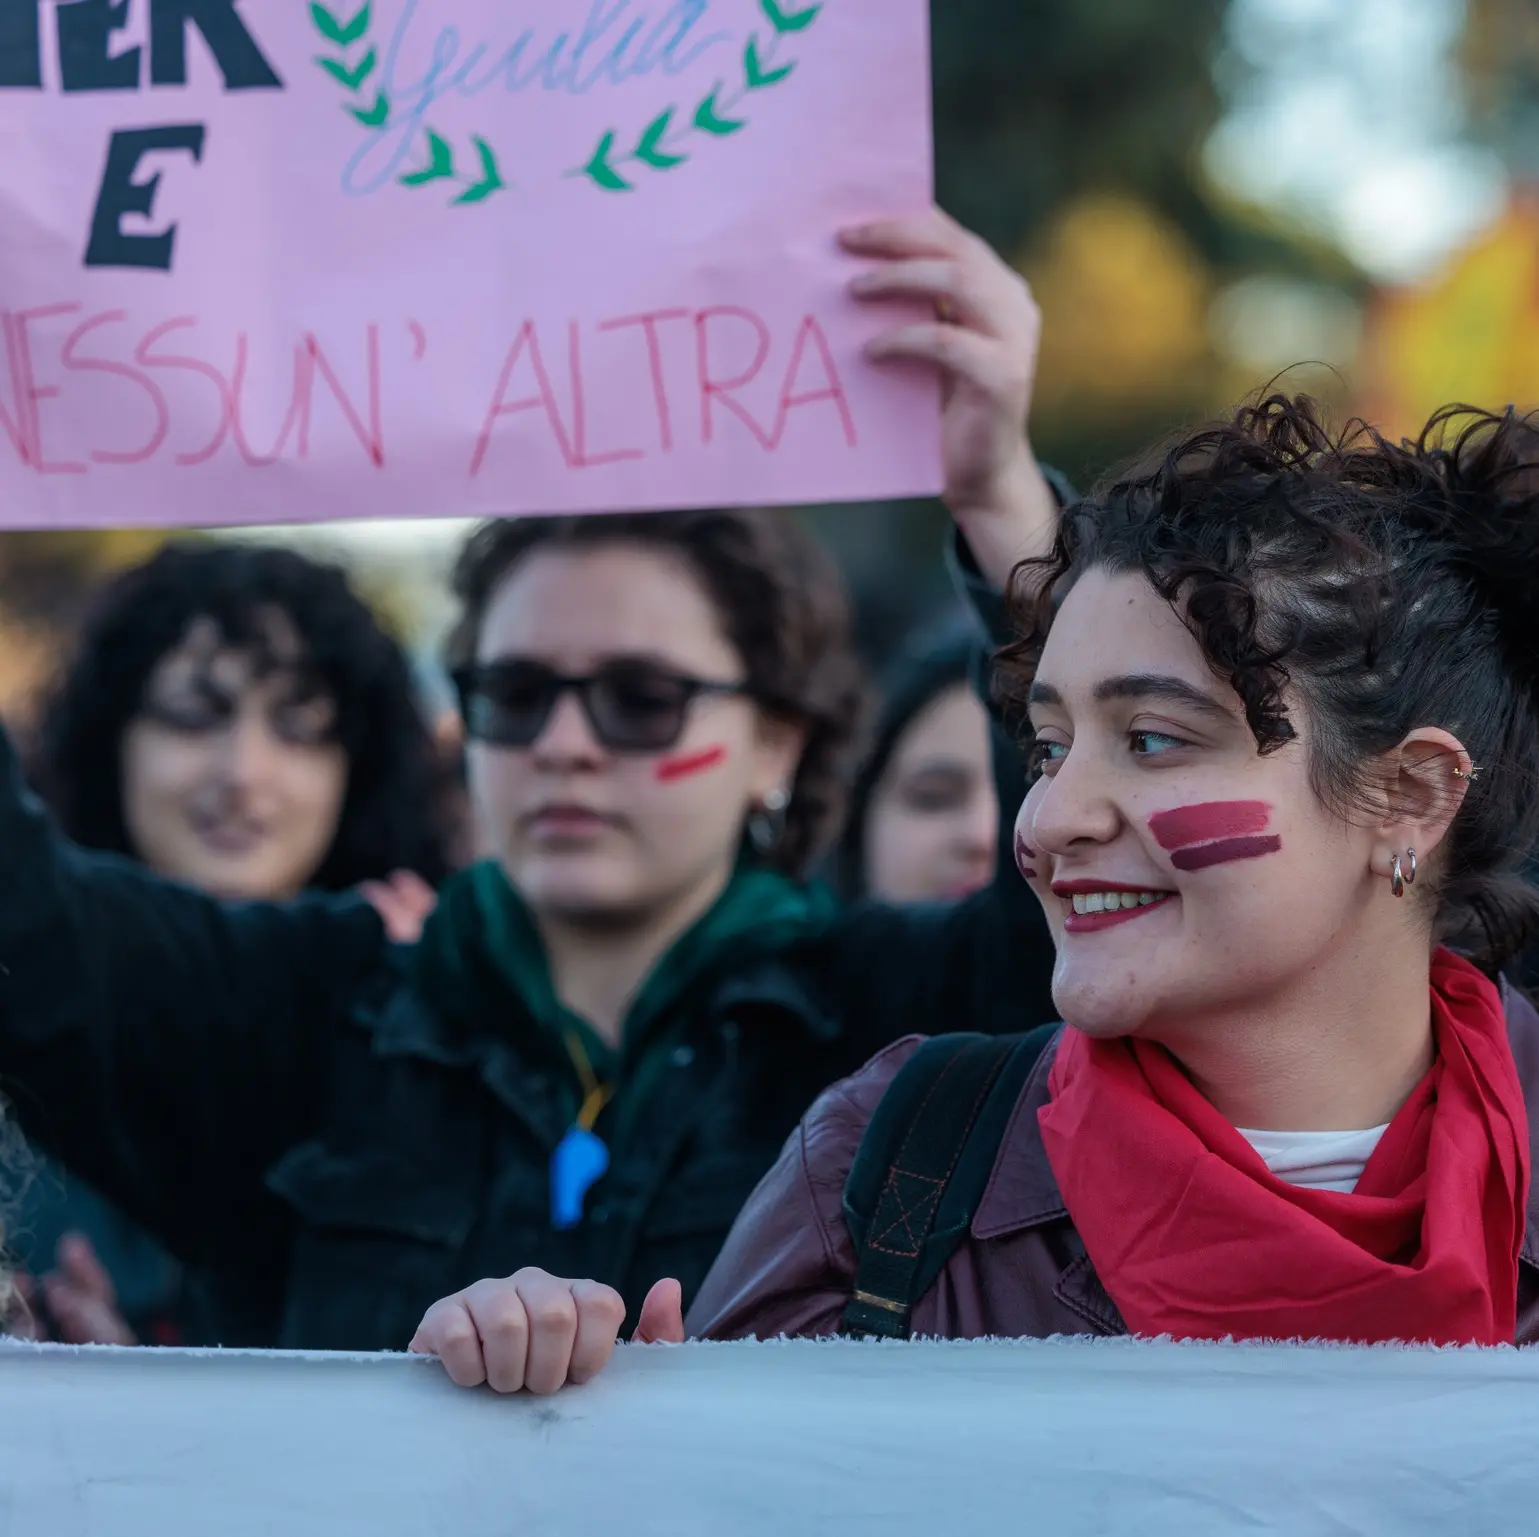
[2,1335,1538,1534]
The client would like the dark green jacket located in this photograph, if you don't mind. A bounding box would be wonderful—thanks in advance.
[0,544,1058,1352]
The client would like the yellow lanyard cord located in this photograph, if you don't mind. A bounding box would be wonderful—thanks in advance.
[563,1030,615,1133]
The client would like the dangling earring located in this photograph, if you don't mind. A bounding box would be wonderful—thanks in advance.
[1390,848,1418,899]
[748,787,790,854]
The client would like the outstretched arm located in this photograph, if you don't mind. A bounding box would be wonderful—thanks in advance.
[0,725,385,1269]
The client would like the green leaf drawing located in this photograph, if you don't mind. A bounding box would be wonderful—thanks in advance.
[577,131,634,192]
[454,138,506,204]
[744,35,794,88]
[400,129,454,186]
[759,0,821,34]
[311,2,369,46]
[693,89,746,135]
[350,89,389,127]
[318,47,375,92]
[316,0,819,204]
[635,109,687,170]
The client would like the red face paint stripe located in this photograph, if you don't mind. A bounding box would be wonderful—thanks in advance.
[655,744,728,783]
[1014,830,1037,879]
[1148,800,1271,850]
[1170,835,1282,872]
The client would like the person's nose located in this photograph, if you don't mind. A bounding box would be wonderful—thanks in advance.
[215,714,282,793]
[530,689,607,768]
[954,788,998,864]
[1021,744,1122,863]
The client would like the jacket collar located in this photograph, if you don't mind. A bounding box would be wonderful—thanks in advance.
[976,986,1539,1280]
[972,1027,1067,1239]
[358,946,839,1067]
[349,952,839,1156]
[970,1028,1126,1331]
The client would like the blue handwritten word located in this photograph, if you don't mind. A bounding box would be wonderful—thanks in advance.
[342,0,733,194]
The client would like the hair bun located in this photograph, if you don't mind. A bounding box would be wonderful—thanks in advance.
[1411,407,1539,684]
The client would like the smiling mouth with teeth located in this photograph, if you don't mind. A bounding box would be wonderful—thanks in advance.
[1071,891,1166,914]
[1058,888,1174,933]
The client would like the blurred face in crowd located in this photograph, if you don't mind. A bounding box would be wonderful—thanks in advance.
[120,613,349,901]
[1015,567,1379,1043]
[863,683,997,903]
[465,542,803,927]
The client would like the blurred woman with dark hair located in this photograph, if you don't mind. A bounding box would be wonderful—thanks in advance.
[833,617,1003,906]
[32,541,450,899]
[8,541,450,1345]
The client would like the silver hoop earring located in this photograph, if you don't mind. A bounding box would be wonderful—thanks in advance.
[748,786,790,855]
[1404,847,1417,887]
[1391,854,1405,899]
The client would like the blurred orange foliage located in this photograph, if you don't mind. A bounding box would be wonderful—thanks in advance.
[1358,195,1539,442]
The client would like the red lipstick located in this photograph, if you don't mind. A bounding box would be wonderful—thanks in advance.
[1052,880,1174,935]
[1063,901,1171,933]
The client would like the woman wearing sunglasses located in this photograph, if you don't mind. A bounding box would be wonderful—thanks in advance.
[0,210,1062,1351]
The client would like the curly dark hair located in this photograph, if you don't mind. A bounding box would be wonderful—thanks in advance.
[446,510,865,879]
[999,392,1539,973]
[31,541,451,891]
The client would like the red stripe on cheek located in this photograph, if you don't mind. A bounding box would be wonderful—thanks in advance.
[1014,830,1037,880]
[1148,800,1272,850]
[1170,835,1282,872]
[655,744,728,783]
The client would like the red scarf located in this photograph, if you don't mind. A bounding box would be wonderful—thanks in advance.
[1037,950,1530,1345]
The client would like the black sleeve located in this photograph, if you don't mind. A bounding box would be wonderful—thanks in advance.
[824,813,1057,1054]
[0,725,387,1268]
[823,495,1072,1056]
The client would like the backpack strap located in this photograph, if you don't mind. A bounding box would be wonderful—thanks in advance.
[839,1022,1060,1339]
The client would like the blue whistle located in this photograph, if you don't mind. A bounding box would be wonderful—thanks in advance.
[550,1125,610,1231]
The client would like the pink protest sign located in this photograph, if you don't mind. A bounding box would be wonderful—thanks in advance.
[0,0,938,529]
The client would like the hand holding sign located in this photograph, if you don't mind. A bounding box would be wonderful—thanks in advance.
[844,206,1057,588]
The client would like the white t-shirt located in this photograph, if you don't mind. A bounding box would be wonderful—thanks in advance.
[1237,1125,1389,1194]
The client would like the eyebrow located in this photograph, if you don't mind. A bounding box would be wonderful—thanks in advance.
[1028,674,1234,722]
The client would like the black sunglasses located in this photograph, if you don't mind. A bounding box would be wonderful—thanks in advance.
[453,659,751,753]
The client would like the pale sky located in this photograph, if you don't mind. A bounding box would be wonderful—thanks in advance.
[1205,0,1508,281]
